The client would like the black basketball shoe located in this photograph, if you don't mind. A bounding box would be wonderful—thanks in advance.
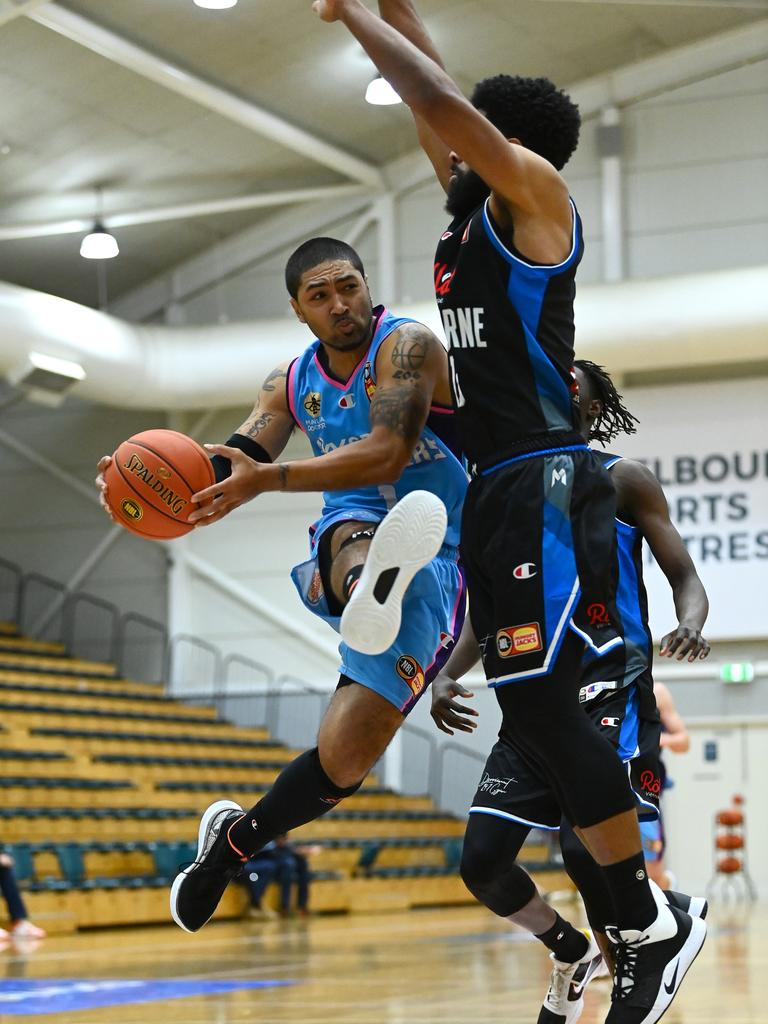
[170,799,246,933]
[605,903,706,1024]
[664,889,708,920]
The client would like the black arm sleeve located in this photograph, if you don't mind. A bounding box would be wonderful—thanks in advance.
[211,433,273,483]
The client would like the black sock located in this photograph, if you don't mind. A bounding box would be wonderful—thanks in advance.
[228,747,362,857]
[602,852,657,932]
[535,913,590,963]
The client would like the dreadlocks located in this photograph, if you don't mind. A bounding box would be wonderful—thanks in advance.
[574,359,639,445]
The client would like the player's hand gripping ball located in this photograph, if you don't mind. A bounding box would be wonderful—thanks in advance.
[99,429,215,540]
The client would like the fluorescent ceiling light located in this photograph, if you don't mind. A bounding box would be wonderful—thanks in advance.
[194,0,238,9]
[80,224,119,260]
[365,77,402,106]
[6,351,86,408]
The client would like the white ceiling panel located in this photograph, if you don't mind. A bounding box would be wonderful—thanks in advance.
[0,0,764,305]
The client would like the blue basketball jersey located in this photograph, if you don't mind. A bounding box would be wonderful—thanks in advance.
[286,306,467,546]
[581,452,652,691]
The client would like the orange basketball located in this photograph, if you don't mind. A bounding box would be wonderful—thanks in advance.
[104,429,215,540]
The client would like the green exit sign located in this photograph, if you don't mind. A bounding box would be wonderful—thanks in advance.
[720,663,755,684]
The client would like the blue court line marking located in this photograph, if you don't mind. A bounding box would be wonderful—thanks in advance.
[0,978,298,1015]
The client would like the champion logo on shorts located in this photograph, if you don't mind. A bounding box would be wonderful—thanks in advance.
[513,562,537,580]
[496,623,543,658]
[601,716,620,727]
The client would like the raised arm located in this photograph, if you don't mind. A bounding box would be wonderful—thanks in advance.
[189,322,446,526]
[613,460,710,662]
[314,1,570,236]
[377,1,452,191]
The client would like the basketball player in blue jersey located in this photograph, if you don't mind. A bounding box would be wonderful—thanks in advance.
[96,236,468,934]
[314,3,706,1019]
[430,360,710,1023]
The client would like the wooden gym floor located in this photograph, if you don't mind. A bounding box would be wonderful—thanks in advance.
[1,899,763,1023]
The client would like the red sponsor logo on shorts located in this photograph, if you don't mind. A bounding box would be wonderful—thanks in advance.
[396,655,425,696]
[496,623,543,658]
[640,770,662,796]
[587,602,610,626]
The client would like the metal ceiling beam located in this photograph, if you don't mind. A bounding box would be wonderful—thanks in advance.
[0,184,371,241]
[0,0,46,28]
[110,191,377,322]
[92,17,768,321]
[571,18,768,116]
[27,2,385,189]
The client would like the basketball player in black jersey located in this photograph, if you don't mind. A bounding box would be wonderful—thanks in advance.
[313,2,706,1020]
[431,360,710,1022]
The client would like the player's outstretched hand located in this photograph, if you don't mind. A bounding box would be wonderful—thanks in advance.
[659,624,710,662]
[95,455,115,522]
[312,0,351,23]
[187,444,268,527]
[430,673,478,735]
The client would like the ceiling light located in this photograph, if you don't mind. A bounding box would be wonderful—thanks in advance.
[80,223,119,260]
[365,77,402,106]
[6,352,86,408]
[193,0,238,9]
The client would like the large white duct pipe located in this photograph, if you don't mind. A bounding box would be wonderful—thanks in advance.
[1,267,766,410]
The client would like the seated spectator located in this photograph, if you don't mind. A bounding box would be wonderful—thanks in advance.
[242,843,281,919]
[0,849,45,940]
[242,833,318,918]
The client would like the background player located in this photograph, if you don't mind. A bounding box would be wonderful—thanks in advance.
[97,236,468,934]
[431,359,710,1022]
[641,680,691,890]
[312,3,705,1021]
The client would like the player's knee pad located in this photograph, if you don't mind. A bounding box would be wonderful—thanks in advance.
[460,815,535,917]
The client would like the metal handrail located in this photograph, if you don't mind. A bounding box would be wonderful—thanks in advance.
[63,591,120,665]
[118,612,169,683]
[19,571,67,640]
[0,556,22,625]
[435,741,486,812]
[267,676,328,742]
[399,721,439,799]
[222,652,274,690]
[168,632,223,697]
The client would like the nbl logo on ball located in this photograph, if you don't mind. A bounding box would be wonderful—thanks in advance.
[120,498,143,522]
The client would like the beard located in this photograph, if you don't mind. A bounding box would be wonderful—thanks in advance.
[445,166,491,221]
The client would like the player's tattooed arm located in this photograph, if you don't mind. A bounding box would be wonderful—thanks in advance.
[186,362,296,527]
[369,325,432,443]
[233,363,294,456]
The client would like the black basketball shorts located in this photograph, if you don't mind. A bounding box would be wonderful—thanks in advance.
[461,447,624,684]
[469,682,663,830]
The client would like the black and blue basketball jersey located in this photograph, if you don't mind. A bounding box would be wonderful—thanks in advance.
[433,198,584,468]
[581,451,653,701]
